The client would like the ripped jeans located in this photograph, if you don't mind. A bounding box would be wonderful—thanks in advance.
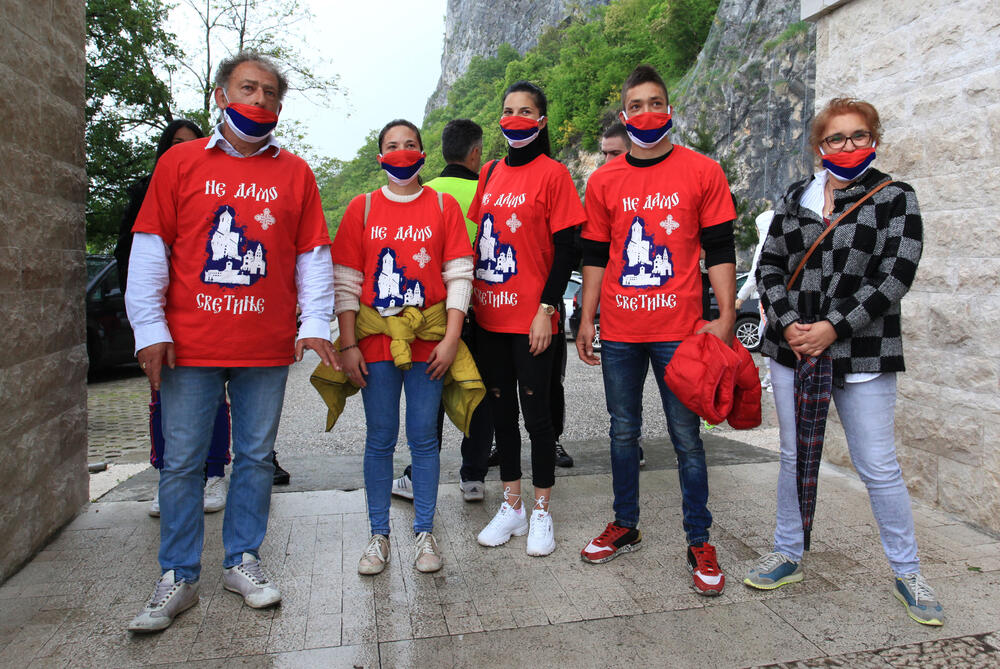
[474,325,556,489]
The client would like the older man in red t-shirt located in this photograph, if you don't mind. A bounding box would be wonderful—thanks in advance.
[125,52,338,632]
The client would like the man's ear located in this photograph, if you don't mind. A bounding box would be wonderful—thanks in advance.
[213,87,227,110]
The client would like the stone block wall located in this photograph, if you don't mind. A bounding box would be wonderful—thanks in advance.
[805,0,1000,534]
[0,3,89,582]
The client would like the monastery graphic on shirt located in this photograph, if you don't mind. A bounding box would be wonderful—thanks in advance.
[475,213,517,284]
[619,216,673,288]
[372,248,425,313]
[202,205,267,287]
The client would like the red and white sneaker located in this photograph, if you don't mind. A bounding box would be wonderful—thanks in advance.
[687,541,725,596]
[581,522,642,564]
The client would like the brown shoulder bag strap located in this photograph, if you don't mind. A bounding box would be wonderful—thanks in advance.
[786,180,894,290]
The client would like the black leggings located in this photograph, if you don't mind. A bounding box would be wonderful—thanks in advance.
[475,325,556,489]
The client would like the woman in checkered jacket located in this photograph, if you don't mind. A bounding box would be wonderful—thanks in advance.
[743,98,944,627]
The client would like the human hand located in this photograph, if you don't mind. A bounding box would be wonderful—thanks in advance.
[791,320,836,358]
[575,321,600,366]
[137,342,175,391]
[296,337,341,370]
[528,308,552,356]
[341,347,368,387]
[426,336,459,380]
[696,314,736,346]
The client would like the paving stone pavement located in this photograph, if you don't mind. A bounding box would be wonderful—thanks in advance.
[5,354,991,667]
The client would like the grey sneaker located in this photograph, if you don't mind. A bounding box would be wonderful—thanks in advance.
[391,474,414,500]
[359,534,390,575]
[744,552,803,590]
[203,476,227,513]
[413,532,443,573]
[128,570,199,632]
[222,553,281,608]
[894,573,944,626]
[148,490,160,517]
[459,480,484,502]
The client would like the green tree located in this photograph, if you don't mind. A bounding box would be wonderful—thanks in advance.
[86,0,180,251]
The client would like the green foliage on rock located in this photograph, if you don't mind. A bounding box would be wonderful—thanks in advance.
[317,0,721,236]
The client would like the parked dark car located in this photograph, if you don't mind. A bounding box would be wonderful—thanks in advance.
[569,272,762,354]
[87,255,136,371]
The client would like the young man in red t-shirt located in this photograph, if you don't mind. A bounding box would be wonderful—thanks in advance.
[576,65,737,595]
[125,53,339,632]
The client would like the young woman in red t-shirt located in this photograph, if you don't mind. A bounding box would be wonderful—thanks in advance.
[331,120,473,576]
[469,81,586,556]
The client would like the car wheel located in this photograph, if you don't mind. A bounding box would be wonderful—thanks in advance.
[735,315,761,352]
[591,322,601,353]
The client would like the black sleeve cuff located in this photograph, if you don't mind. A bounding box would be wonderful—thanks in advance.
[581,238,611,268]
[701,221,736,267]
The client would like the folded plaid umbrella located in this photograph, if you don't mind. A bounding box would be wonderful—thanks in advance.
[794,351,833,551]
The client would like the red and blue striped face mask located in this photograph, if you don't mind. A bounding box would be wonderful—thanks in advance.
[620,108,673,149]
[221,90,279,142]
[378,150,426,186]
[499,115,545,148]
[820,145,877,181]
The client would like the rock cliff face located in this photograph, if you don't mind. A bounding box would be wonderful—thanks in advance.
[425,0,610,115]
[671,0,816,207]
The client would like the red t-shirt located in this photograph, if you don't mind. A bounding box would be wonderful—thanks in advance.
[467,155,586,334]
[133,138,331,366]
[331,187,472,363]
[583,146,736,342]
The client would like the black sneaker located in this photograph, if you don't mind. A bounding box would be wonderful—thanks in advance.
[272,452,290,486]
[639,447,646,467]
[487,443,500,468]
[554,442,573,468]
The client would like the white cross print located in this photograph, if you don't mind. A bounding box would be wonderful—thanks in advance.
[659,214,679,235]
[505,213,522,233]
[255,208,276,230]
[413,247,431,268]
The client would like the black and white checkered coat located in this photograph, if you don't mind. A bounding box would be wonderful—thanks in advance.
[756,168,923,375]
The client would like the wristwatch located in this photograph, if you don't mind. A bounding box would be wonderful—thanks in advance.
[539,303,556,316]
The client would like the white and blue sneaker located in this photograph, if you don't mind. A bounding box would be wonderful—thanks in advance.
[743,551,803,590]
[894,572,944,626]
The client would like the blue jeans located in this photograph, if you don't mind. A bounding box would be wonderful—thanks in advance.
[769,361,919,574]
[149,389,231,478]
[361,361,443,536]
[601,340,711,545]
[158,365,288,582]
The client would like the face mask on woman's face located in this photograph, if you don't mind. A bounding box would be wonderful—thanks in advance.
[221,90,279,142]
[499,115,545,148]
[378,149,426,186]
[620,108,672,149]
[820,144,877,181]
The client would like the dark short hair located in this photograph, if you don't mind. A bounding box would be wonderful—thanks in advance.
[441,119,483,163]
[502,80,552,157]
[621,64,669,109]
[214,51,289,101]
[378,119,423,153]
[156,119,204,163]
[602,122,631,147]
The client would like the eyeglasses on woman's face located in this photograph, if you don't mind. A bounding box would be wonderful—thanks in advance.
[822,130,873,151]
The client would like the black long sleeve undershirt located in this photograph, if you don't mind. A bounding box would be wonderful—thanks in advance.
[541,226,580,305]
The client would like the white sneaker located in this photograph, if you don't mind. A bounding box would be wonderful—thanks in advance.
[128,570,199,632]
[391,473,414,500]
[148,490,160,517]
[359,534,390,575]
[459,480,484,502]
[477,489,529,547]
[413,532,443,573]
[222,553,281,608]
[203,476,227,513]
[527,507,556,556]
